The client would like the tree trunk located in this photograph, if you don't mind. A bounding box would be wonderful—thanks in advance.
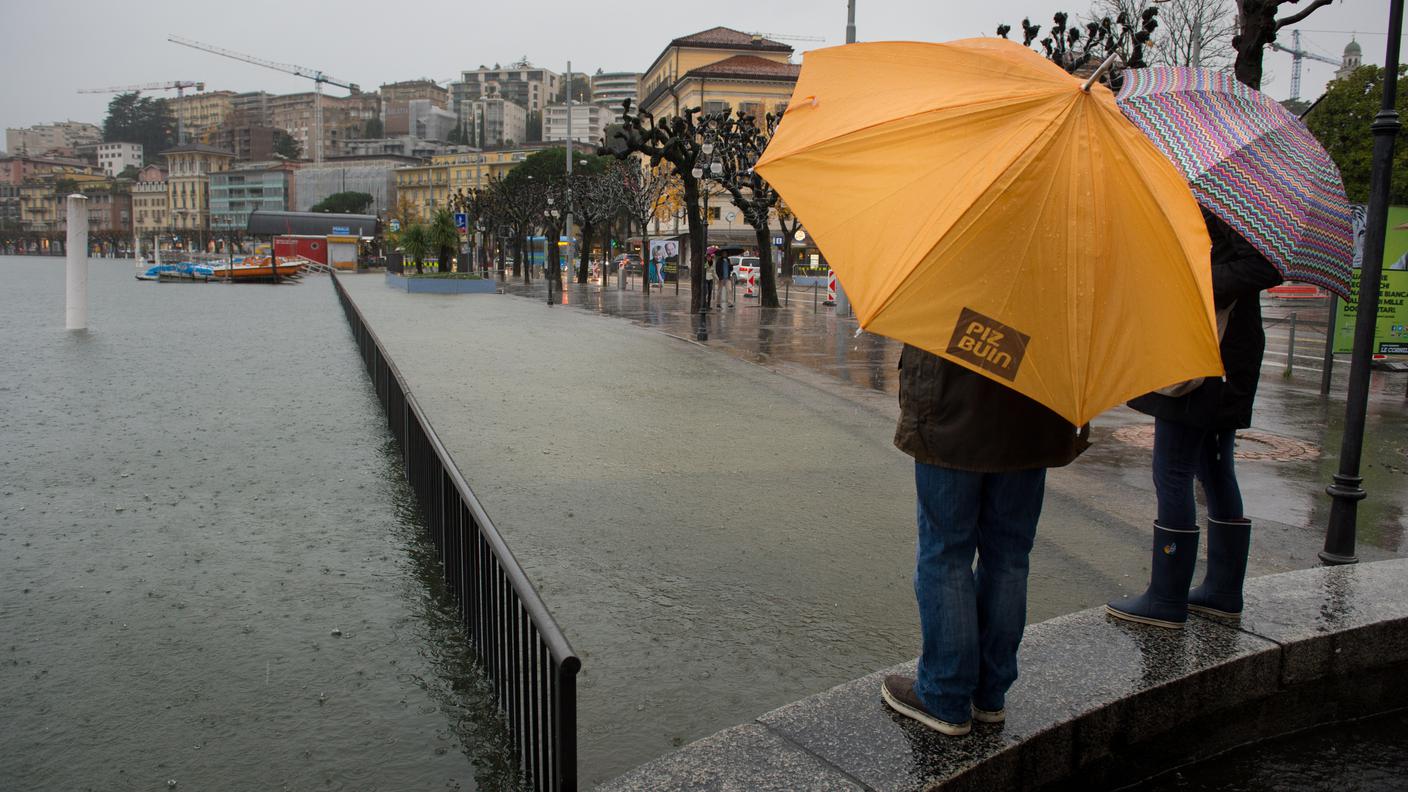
[640,221,651,298]
[754,224,780,308]
[577,221,591,284]
[682,175,706,313]
[782,237,795,279]
[547,222,562,287]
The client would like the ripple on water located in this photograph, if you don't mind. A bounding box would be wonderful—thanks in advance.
[0,258,519,791]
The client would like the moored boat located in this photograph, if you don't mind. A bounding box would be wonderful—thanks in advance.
[206,255,305,282]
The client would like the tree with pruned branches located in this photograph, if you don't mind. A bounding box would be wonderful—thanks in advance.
[602,99,711,312]
[1091,0,1236,70]
[488,173,546,282]
[998,8,1159,84]
[1231,0,1335,89]
[610,159,675,290]
[697,108,784,307]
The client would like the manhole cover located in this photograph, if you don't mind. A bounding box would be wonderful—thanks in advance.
[1109,424,1321,462]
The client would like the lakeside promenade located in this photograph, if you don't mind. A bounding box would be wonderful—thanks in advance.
[335,273,1405,786]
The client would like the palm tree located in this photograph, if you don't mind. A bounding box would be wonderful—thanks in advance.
[429,208,460,273]
[399,222,431,275]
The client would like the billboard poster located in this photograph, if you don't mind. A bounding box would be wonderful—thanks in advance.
[649,239,679,260]
[1333,205,1408,355]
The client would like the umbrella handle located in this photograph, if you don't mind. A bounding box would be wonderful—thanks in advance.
[1081,54,1120,93]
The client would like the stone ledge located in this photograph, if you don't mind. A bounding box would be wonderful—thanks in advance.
[596,559,1408,791]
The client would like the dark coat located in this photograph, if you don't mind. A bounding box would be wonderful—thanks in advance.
[1128,210,1284,429]
[894,345,1090,472]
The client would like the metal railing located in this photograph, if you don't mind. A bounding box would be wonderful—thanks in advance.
[331,274,579,791]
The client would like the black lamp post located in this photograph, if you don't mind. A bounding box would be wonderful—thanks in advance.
[1321,0,1403,566]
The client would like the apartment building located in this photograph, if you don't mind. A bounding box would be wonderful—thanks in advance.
[96,142,143,176]
[269,91,380,159]
[5,122,102,157]
[381,80,450,136]
[169,91,238,143]
[132,164,169,235]
[465,95,527,149]
[210,162,296,232]
[543,103,610,145]
[590,71,641,123]
[162,144,235,237]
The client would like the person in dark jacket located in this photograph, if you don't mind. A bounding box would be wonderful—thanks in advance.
[881,346,1089,735]
[1107,210,1283,629]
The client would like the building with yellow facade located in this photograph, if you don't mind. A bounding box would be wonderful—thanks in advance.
[638,27,801,246]
[394,147,549,222]
[162,144,235,243]
[639,27,799,121]
[132,164,169,237]
[169,90,237,144]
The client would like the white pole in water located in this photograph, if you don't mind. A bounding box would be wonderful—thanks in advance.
[134,231,141,269]
[65,194,89,331]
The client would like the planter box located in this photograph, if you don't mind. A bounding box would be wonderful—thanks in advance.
[385,272,498,294]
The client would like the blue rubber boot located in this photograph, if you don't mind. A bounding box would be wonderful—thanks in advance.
[1107,523,1200,629]
[1187,518,1251,620]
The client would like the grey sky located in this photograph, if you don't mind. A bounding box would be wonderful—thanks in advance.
[0,0,1390,139]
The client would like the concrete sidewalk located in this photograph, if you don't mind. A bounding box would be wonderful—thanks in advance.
[336,272,1405,786]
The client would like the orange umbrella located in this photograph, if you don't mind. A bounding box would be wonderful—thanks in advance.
[756,39,1222,426]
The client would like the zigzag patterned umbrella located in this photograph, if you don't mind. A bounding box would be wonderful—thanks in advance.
[1116,66,1353,297]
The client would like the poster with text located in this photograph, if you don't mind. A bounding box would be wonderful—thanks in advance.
[1333,206,1408,355]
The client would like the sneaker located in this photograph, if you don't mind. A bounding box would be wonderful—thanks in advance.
[972,704,1006,724]
[880,675,971,736]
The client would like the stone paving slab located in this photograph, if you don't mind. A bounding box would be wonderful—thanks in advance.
[599,560,1408,792]
[1234,557,1408,685]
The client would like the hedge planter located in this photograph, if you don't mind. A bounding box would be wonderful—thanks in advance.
[385,272,498,294]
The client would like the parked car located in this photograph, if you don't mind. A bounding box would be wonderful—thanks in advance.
[614,254,643,274]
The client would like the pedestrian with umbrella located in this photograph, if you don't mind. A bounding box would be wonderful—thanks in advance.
[756,39,1223,735]
[1105,67,1354,629]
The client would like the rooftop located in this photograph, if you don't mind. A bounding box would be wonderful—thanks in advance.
[685,55,802,80]
[670,26,793,53]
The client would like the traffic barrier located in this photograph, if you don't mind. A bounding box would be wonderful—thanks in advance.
[824,269,837,306]
[739,265,759,298]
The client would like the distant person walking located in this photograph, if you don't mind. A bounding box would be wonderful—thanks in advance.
[882,346,1089,735]
[716,255,735,307]
[1107,210,1283,629]
[701,251,717,312]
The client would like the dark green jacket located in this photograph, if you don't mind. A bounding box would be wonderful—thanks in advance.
[894,345,1090,472]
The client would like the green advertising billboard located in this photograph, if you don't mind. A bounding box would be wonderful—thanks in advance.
[1332,206,1408,356]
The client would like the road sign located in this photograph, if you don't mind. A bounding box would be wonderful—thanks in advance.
[454,212,468,233]
[332,226,349,235]
[389,220,401,232]
[772,235,783,246]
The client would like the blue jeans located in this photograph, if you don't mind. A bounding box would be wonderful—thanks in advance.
[1152,418,1243,528]
[912,462,1046,723]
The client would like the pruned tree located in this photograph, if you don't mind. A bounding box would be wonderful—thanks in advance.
[1091,0,1236,69]
[1231,1,1335,89]
[489,173,545,282]
[612,159,675,289]
[572,168,623,283]
[998,8,1159,83]
[602,99,711,312]
[698,109,784,307]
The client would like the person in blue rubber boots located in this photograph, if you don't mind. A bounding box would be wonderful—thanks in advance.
[881,345,1089,735]
[1107,210,1283,630]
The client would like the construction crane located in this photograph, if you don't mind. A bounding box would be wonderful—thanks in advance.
[77,80,205,144]
[748,32,827,43]
[1271,30,1341,101]
[168,34,359,163]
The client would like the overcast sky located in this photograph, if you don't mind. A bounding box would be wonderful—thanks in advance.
[0,0,1390,141]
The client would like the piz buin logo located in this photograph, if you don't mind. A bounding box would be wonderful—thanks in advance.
[946,307,1030,382]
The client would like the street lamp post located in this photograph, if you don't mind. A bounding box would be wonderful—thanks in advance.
[834,0,857,318]
[1321,0,1403,565]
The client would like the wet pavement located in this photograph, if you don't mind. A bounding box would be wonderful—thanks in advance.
[0,258,516,791]
[339,271,1405,786]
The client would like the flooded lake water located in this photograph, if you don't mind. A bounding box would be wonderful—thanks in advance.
[0,257,517,791]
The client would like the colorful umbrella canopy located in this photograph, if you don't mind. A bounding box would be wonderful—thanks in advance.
[1115,66,1354,297]
[755,39,1222,426]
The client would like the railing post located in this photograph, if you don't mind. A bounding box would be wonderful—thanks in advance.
[1284,312,1298,378]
